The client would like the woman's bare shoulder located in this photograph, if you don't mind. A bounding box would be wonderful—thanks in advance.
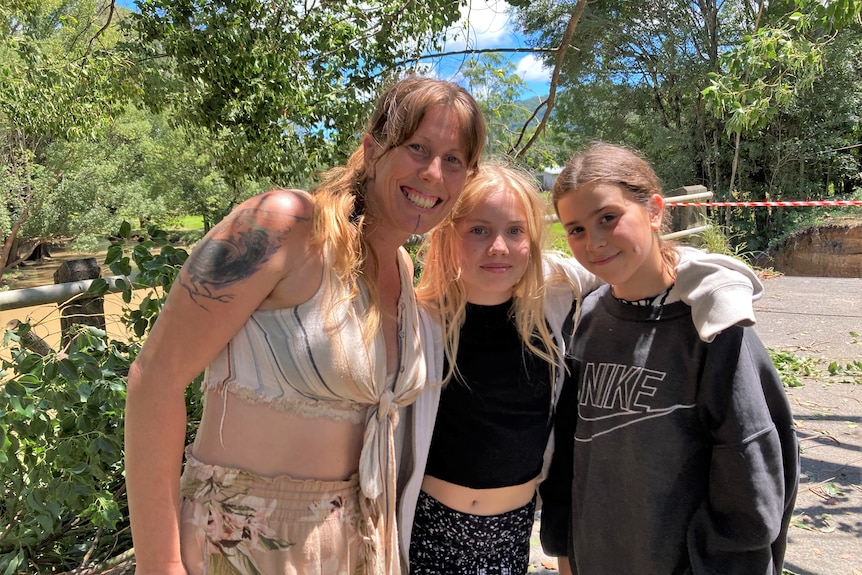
[229,188,315,224]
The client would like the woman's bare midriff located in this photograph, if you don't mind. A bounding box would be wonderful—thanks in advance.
[420,475,538,516]
[193,391,366,481]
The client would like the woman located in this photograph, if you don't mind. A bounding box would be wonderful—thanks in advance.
[124,76,486,575]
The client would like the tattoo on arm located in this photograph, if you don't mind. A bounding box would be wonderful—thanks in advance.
[178,209,306,309]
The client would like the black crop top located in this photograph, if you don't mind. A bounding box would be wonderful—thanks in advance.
[424,300,554,489]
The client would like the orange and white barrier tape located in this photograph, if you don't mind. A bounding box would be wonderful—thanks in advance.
[667,199,862,207]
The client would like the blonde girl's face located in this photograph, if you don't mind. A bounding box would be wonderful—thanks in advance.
[556,182,669,301]
[456,187,532,306]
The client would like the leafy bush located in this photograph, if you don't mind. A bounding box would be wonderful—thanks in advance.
[0,222,197,574]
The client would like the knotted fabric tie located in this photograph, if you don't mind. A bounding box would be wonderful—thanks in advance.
[358,387,410,575]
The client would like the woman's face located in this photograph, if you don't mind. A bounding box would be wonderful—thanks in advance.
[363,106,468,242]
[363,106,470,241]
[456,187,531,306]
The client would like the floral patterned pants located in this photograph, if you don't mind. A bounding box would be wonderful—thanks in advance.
[409,490,536,575]
[179,450,366,575]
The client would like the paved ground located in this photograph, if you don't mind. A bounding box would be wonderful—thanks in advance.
[529,275,862,575]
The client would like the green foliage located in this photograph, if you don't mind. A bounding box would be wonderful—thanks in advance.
[458,54,563,169]
[0,222,195,573]
[99,222,189,338]
[702,0,861,137]
[1,1,138,267]
[768,349,820,387]
[514,0,862,254]
[702,25,822,136]
[827,345,862,384]
[827,360,862,381]
[131,0,465,185]
[695,219,753,261]
[0,323,133,573]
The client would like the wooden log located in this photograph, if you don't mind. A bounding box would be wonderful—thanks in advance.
[5,318,54,356]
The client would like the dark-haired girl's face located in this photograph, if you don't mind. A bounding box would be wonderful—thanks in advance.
[363,106,469,242]
[557,182,669,301]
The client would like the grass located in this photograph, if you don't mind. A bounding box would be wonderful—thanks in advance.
[548,221,568,252]
[167,214,205,230]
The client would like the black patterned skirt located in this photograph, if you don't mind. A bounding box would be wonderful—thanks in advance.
[409,489,536,575]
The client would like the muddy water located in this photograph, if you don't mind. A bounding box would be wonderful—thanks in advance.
[1,249,145,359]
[4,249,114,291]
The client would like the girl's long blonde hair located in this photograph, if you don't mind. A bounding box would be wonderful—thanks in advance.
[311,76,486,335]
[416,161,559,384]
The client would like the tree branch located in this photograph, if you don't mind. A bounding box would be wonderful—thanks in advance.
[514,0,587,160]
[394,46,558,68]
[510,97,548,152]
[81,0,116,67]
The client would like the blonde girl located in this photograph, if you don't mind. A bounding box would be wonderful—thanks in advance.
[407,162,570,574]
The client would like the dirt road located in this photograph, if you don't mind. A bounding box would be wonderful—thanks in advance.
[756,276,861,575]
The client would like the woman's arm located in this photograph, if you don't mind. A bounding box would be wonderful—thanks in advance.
[125,190,318,574]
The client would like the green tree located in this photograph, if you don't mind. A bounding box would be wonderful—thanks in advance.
[147,122,267,233]
[458,53,562,169]
[513,0,744,190]
[1,0,135,269]
[131,0,467,186]
[512,0,862,251]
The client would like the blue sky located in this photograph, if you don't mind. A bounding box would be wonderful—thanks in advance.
[432,0,553,98]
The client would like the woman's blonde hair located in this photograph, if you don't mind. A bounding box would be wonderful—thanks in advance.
[311,76,486,335]
[416,161,559,384]
[551,141,678,276]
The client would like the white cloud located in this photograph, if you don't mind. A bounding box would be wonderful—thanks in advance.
[429,0,552,96]
[515,54,552,83]
[445,0,516,51]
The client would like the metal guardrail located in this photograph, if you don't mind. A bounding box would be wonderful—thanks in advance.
[664,190,713,203]
[0,275,135,311]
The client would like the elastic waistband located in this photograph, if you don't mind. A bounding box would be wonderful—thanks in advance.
[417,489,536,523]
[180,449,360,516]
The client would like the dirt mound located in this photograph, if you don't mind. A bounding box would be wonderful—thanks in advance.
[757,220,862,278]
